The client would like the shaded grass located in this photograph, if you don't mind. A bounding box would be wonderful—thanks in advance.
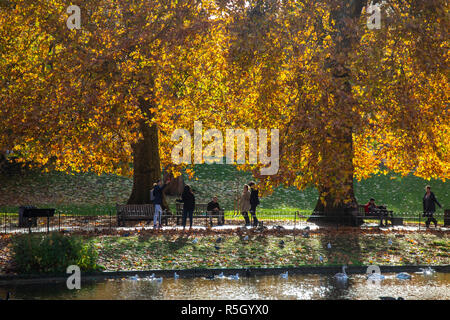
[89,231,450,271]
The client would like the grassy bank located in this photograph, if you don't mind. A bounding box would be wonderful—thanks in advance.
[0,164,448,215]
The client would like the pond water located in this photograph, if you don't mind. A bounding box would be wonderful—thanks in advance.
[1,272,449,300]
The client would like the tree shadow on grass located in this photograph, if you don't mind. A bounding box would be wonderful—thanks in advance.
[319,228,364,299]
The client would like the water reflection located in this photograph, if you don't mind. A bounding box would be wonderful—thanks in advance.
[0,273,448,300]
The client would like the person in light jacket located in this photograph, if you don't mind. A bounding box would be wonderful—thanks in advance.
[240,184,251,226]
[153,179,170,229]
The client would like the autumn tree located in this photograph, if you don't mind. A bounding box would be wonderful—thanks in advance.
[0,0,221,204]
[221,0,448,225]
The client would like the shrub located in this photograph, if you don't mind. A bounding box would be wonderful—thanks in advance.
[11,232,101,273]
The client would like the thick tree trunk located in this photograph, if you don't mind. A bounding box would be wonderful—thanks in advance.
[309,137,362,225]
[308,1,367,226]
[127,98,161,204]
[163,171,185,196]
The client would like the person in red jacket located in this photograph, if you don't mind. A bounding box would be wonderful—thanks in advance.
[364,198,388,226]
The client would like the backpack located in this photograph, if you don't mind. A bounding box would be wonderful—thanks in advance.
[150,188,155,201]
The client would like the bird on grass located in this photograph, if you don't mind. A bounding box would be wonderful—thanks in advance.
[319,256,324,263]
[388,239,393,246]
[217,272,225,279]
[396,272,411,280]
[302,232,310,238]
[243,235,249,241]
[280,271,288,279]
[327,243,332,249]
[174,272,179,280]
[304,226,310,231]
[214,245,221,251]
[192,238,198,244]
[216,237,223,243]
[334,266,348,282]
[279,240,285,247]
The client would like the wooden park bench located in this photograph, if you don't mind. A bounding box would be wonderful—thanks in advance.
[357,205,403,226]
[116,204,170,227]
[175,203,225,227]
[19,207,55,233]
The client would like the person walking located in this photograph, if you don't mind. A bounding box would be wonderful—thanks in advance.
[239,184,251,226]
[423,185,442,228]
[153,179,170,229]
[177,185,195,231]
[248,181,260,227]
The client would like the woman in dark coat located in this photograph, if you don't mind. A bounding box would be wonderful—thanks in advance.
[177,185,195,231]
[423,186,442,228]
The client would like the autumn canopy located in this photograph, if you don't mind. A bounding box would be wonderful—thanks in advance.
[0,0,448,225]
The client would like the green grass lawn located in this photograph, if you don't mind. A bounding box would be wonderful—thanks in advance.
[0,164,448,216]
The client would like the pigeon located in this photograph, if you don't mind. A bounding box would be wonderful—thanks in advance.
[388,239,393,246]
[174,272,179,280]
[274,225,285,231]
[279,240,285,246]
[280,271,288,279]
[214,245,221,251]
[123,232,130,237]
[243,235,249,241]
[205,275,215,280]
[302,232,310,238]
[327,243,332,249]
[216,237,223,243]
[304,226,310,231]
[192,238,198,244]
[217,272,225,279]
[319,255,324,263]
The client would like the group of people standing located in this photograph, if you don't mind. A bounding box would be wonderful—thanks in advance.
[239,182,260,227]
[153,180,444,230]
[176,185,224,231]
[152,180,262,231]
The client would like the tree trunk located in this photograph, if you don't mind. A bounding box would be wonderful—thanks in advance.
[308,0,366,226]
[127,98,161,204]
[308,125,362,226]
[163,171,185,196]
